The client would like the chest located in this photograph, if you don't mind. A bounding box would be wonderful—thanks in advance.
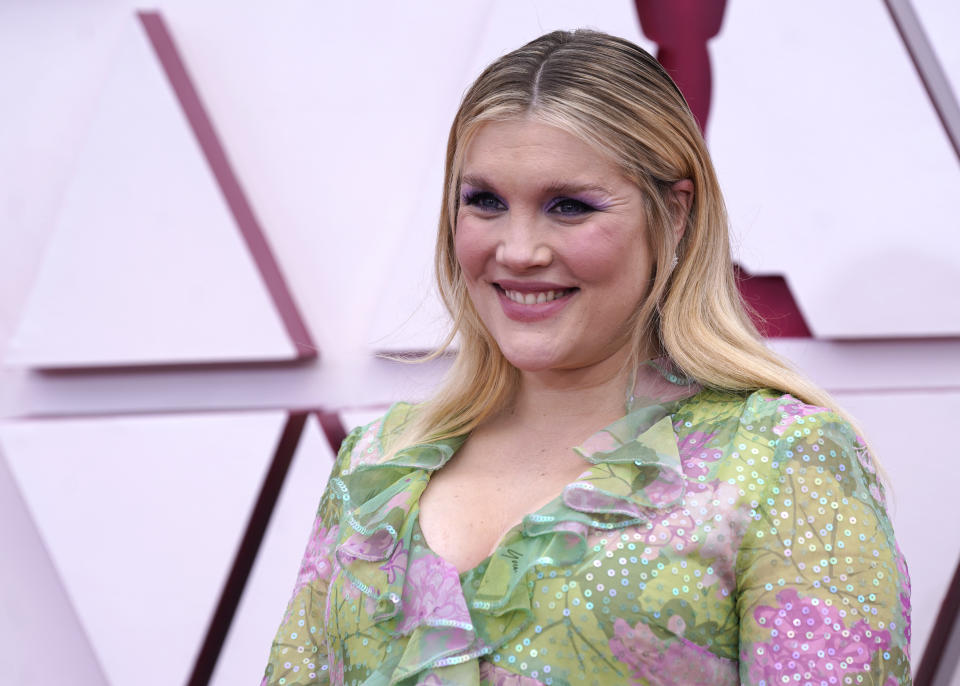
[417,443,590,574]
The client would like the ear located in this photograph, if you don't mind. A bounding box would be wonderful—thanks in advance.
[668,179,694,246]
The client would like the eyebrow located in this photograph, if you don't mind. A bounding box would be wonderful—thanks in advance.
[460,174,615,197]
[460,174,498,192]
[541,180,616,196]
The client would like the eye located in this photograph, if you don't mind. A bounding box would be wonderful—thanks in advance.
[547,197,596,216]
[462,190,506,212]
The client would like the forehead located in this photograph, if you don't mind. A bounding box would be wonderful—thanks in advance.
[460,118,627,185]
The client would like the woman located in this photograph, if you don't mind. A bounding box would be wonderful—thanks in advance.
[263,30,910,685]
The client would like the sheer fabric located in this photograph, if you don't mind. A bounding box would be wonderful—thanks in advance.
[262,364,910,685]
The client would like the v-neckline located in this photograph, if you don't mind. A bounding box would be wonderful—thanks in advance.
[385,358,702,579]
[412,460,597,578]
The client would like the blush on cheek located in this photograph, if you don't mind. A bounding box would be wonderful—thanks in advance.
[453,219,493,279]
[564,225,647,282]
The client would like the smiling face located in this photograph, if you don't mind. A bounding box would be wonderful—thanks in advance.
[454,118,656,377]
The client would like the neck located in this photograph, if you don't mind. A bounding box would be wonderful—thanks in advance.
[507,344,637,435]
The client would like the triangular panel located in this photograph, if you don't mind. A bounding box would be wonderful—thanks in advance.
[710,0,960,338]
[6,16,299,367]
[0,445,108,686]
[0,410,287,686]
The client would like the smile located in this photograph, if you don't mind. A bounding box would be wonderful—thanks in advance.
[502,288,575,305]
[493,282,578,322]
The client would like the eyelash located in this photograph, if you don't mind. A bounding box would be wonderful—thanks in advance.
[461,191,598,216]
[462,191,505,212]
[547,198,597,216]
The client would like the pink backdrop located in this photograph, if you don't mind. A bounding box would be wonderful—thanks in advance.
[1,1,957,684]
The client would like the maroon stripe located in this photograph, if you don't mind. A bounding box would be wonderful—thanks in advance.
[32,358,316,375]
[883,0,960,162]
[187,411,308,686]
[138,11,317,360]
[316,410,349,455]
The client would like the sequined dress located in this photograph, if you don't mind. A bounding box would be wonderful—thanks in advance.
[262,363,911,685]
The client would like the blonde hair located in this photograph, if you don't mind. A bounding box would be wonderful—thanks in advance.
[396,29,862,459]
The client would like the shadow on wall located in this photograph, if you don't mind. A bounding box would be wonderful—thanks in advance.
[813,248,960,338]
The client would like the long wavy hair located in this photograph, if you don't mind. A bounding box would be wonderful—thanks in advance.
[393,29,857,456]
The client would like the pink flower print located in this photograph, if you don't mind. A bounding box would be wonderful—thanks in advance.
[640,472,686,508]
[396,552,470,634]
[609,619,660,675]
[349,418,385,468]
[895,544,912,653]
[678,430,722,479]
[339,526,397,563]
[609,618,738,685]
[578,428,622,456]
[869,482,886,506]
[336,489,413,564]
[656,640,738,685]
[291,519,339,601]
[666,614,687,636]
[379,544,408,584]
[855,442,878,475]
[900,588,912,651]
[329,650,346,685]
[636,478,744,580]
[637,506,696,562]
[694,481,747,565]
[749,589,891,684]
[383,488,416,512]
[479,660,545,685]
[772,397,829,436]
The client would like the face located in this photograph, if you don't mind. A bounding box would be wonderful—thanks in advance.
[454,118,655,376]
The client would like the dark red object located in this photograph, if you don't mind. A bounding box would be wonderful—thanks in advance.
[734,264,813,338]
[188,411,308,686]
[634,0,728,133]
[316,409,349,454]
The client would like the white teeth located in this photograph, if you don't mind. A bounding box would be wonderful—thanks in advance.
[503,288,569,305]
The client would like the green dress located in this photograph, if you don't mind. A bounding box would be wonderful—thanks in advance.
[262,362,911,685]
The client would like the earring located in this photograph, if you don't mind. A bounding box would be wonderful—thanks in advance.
[670,255,679,269]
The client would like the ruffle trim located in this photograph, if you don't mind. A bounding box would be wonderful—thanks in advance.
[330,378,695,684]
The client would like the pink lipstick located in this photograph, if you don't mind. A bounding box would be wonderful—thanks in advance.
[493,280,578,322]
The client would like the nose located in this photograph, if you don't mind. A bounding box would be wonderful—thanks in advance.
[495,216,552,271]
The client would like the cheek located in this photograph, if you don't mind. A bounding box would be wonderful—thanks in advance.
[563,225,651,284]
[453,219,494,281]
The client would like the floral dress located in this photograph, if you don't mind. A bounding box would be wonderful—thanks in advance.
[262,363,911,685]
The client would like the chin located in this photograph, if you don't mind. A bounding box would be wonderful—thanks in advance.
[497,345,570,373]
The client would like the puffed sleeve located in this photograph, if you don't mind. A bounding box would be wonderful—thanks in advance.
[736,407,912,685]
[260,425,361,686]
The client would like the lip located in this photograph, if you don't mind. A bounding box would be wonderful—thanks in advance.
[492,281,577,322]
[494,279,573,293]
